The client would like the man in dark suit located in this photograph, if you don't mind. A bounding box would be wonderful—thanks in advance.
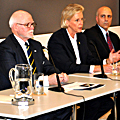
[48,4,114,120]
[0,10,69,88]
[84,6,120,120]
[0,10,72,120]
[84,6,120,64]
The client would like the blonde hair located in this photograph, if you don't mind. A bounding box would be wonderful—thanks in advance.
[61,4,84,28]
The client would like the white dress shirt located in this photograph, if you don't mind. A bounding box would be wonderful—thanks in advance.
[66,29,94,73]
[14,34,30,64]
[66,29,81,64]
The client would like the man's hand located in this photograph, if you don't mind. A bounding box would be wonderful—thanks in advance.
[108,49,120,64]
[48,73,57,85]
[58,72,69,83]
[94,64,112,73]
[103,64,112,73]
[48,73,69,85]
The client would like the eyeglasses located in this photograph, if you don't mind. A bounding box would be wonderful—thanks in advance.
[17,22,37,28]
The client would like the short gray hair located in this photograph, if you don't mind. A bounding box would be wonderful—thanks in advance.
[9,15,15,28]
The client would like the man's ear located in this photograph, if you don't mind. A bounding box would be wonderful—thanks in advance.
[13,23,18,31]
[96,16,98,23]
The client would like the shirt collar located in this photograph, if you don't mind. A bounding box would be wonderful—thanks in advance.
[14,34,29,46]
[66,29,77,41]
[98,24,109,35]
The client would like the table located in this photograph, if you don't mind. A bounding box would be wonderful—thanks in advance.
[0,74,120,119]
[69,73,120,120]
[0,88,82,119]
[69,74,120,101]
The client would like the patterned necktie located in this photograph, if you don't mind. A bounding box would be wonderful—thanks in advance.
[25,42,37,75]
[106,33,113,51]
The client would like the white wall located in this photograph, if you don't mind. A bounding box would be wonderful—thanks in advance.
[0,26,120,58]
[33,33,53,48]
[33,26,120,47]
[108,26,120,38]
[1,26,120,45]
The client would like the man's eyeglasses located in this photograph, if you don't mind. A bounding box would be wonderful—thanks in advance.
[17,22,37,28]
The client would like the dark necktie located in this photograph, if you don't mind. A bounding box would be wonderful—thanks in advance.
[106,33,113,51]
[25,42,37,75]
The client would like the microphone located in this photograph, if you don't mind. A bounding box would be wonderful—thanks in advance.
[42,46,64,92]
[89,41,108,78]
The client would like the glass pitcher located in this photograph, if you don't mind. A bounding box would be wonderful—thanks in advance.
[9,64,34,105]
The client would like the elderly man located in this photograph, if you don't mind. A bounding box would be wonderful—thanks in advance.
[0,10,69,88]
[0,10,72,120]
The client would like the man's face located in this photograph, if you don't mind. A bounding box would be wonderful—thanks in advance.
[96,7,112,31]
[15,13,35,41]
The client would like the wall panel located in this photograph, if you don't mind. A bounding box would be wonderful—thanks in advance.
[0,0,119,38]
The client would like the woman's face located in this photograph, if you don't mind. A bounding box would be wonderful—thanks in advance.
[66,12,84,37]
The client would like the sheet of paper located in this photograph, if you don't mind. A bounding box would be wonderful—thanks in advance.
[62,82,104,92]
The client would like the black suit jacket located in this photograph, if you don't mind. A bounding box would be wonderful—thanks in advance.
[0,34,59,90]
[84,24,120,60]
[48,28,100,74]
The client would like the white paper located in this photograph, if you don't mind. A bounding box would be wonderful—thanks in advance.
[62,82,104,92]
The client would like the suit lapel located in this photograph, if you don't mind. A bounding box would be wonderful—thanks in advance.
[28,39,38,60]
[77,34,82,62]
[28,39,42,72]
[109,32,117,52]
[11,34,28,63]
[62,29,76,60]
[95,25,110,51]
[77,33,84,63]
